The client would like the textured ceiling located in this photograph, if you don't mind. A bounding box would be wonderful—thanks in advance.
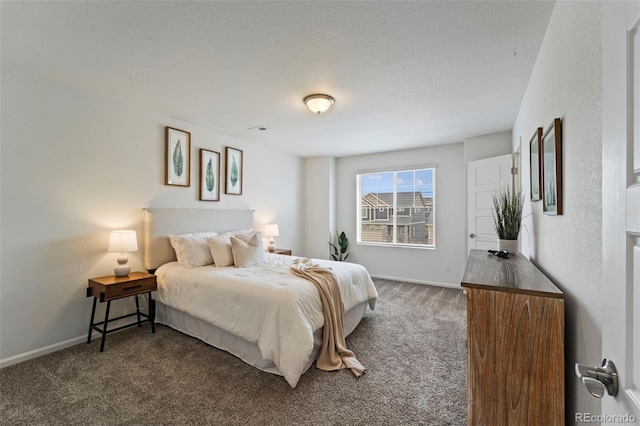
[2,1,555,158]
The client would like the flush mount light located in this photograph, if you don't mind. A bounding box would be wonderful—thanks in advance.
[303,94,334,114]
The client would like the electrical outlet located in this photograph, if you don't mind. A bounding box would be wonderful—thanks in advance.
[445,263,452,272]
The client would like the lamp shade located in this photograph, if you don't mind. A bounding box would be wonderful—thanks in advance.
[303,94,334,114]
[108,230,138,253]
[264,224,280,237]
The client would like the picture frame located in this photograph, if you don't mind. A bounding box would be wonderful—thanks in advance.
[225,147,243,195]
[165,127,191,187]
[199,149,220,201]
[541,118,563,215]
[529,127,543,201]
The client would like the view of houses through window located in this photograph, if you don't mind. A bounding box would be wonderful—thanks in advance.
[357,167,435,247]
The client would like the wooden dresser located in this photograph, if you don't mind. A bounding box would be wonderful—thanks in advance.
[461,250,564,425]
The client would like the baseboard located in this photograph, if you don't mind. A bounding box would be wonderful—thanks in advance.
[0,332,101,369]
[370,274,462,290]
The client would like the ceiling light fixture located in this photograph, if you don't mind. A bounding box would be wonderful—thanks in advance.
[303,94,334,114]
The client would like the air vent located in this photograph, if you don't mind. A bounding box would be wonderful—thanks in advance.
[247,126,269,133]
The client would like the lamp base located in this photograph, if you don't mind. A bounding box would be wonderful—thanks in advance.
[114,254,130,277]
[114,265,131,277]
[268,238,275,252]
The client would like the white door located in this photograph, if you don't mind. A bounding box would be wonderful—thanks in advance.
[601,1,640,420]
[467,154,513,253]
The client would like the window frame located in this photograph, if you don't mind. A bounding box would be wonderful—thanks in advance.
[356,165,436,249]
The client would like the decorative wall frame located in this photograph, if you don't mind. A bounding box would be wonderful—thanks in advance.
[529,127,543,201]
[165,127,191,187]
[199,149,220,201]
[225,147,243,195]
[541,118,563,215]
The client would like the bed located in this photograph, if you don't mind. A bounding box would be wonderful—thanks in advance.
[143,208,378,388]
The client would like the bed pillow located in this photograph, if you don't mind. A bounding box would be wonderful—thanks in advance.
[207,230,256,267]
[234,231,261,245]
[169,232,218,268]
[207,234,236,267]
[230,232,266,268]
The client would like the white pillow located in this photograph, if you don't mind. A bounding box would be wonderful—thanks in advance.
[230,232,266,268]
[207,234,235,267]
[207,230,256,267]
[169,232,218,268]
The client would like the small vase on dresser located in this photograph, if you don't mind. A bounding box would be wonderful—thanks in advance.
[498,239,518,253]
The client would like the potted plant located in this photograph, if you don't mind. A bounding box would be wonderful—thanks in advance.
[329,231,350,261]
[492,186,524,253]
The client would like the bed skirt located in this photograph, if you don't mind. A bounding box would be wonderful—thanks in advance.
[155,301,369,380]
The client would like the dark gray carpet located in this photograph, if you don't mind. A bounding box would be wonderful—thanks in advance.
[0,279,467,425]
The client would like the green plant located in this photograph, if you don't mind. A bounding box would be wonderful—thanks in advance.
[205,158,215,194]
[492,187,524,240]
[172,141,184,177]
[329,231,350,261]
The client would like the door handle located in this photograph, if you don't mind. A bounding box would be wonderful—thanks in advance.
[469,233,476,238]
[575,358,618,398]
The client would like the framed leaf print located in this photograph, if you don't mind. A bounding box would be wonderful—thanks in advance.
[529,127,543,201]
[541,118,563,215]
[225,147,243,195]
[199,149,220,201]
[165,127,191,187]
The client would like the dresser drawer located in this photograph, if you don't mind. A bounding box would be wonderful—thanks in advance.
[88,272,157,302]
[104,276,156,299]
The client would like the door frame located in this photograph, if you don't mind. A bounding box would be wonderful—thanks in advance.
[601,0,640,418]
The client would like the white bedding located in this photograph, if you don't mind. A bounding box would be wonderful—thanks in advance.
[154,253,378,387]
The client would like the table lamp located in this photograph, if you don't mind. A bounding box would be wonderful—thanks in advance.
[108,230,138,277]
[263,224,279,252]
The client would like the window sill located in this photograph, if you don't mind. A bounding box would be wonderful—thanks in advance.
[357,242,435,250]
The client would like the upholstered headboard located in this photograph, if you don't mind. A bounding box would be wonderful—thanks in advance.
[143,208,254,271]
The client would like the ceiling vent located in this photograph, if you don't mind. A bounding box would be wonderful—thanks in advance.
[247,126,269,133]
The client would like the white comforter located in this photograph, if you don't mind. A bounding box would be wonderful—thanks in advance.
[154,254,378,387]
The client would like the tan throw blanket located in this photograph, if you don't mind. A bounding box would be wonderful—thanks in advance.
[290,258,366,377]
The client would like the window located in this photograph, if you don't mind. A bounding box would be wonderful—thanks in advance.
[375,207,389,221]
[357,167,435,247]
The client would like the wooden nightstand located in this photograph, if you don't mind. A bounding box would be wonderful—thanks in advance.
[268,248,292,256]
[87,271,157,352]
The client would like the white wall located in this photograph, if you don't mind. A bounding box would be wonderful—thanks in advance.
[463,131,512,164]
[335,144,466,287]
[303,156,336,259]
[0,65,304,363]
[513,2,602,421]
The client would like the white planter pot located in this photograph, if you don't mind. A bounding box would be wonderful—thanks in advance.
[498,239,518,253]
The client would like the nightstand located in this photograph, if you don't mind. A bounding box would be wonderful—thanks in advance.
[268,248,292,256]
[87,271,157,352]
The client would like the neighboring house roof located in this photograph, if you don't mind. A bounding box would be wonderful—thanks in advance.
[363,191,430,208]
[363,193,390,207]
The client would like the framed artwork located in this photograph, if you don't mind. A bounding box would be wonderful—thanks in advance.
[199,149,220,201]
[529,127,543,201]
[165,127,191,187]
[541,118,563,215]
[225,147,243,195]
